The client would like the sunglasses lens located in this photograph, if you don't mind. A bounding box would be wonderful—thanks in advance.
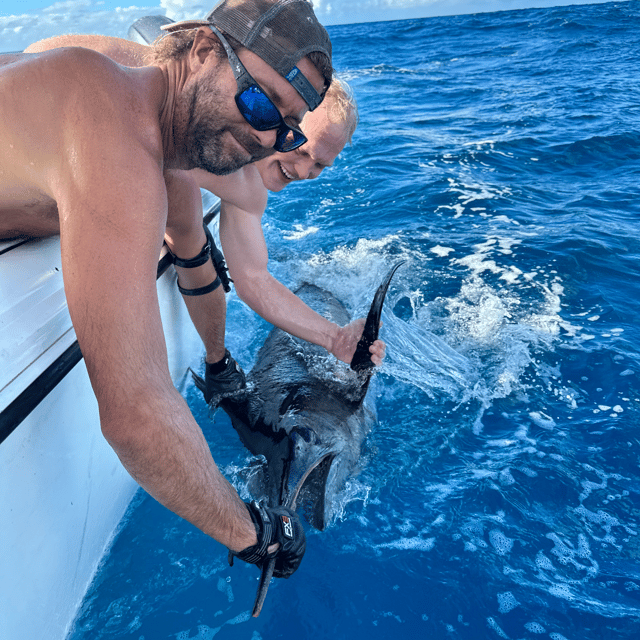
[275,128,307,152]
[273,131,307,153]
[236,85,307,152]
[236,87,281,130]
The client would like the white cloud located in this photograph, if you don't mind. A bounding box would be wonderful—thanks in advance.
[42,0,93,12]
[1,1,159,52]
[160,0,209,21]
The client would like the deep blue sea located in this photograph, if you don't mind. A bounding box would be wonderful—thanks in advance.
[68,2,640,639]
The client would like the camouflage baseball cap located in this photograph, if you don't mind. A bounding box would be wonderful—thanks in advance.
[162,0,332,110]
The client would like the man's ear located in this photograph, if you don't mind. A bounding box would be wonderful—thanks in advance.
[189,26,218,72]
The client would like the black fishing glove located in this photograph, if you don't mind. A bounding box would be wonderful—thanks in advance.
[229,500,306,579]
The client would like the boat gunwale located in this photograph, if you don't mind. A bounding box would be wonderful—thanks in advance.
[0,202,220,446]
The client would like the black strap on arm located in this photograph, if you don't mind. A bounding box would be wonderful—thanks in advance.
[177,278,221,297]
[170,223,232,295]
[169,224,213,269]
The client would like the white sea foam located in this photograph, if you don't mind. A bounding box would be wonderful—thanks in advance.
[544,532,598,582]
[535,551,555,571]
[517,465,538,478]
[489,529,514,556]
[486,617,509,638]
[282,224,319,240]
[497,591,519,613]
[174,613,251,640]
[176,625,218,640]
[304,233,403,307]
[376,536,436,552]
[549,584,575,601]
[446,279,516,340]
[227,612,251,625]
[454,253,503,277]
[500,265,523,283]
[524,621,546,633]
[529,411,556,429]
[430,244,455,257]
[499,468,516,486]
[216,576,234,603]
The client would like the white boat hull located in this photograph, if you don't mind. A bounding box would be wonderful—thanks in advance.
[0,18,216,638]
[0,217,212,639]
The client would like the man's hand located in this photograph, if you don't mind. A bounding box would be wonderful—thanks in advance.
[330,319,386,366]
[231,501,306,578]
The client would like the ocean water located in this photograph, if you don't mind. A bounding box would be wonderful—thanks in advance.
[68,2,640,639]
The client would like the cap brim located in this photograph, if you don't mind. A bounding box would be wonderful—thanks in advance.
[160,20,210,33]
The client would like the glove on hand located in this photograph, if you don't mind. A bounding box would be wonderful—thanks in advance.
[230,500,306,578]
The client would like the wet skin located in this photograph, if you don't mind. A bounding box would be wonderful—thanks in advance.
[0,28,325,555]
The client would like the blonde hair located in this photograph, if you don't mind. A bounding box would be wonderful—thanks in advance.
[322,77,359,143]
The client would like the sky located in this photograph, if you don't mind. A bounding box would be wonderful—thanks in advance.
[0,0,621,52]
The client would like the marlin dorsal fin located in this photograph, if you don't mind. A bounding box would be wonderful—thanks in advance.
[350,261,405,373]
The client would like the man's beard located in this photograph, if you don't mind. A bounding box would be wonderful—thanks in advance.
[182,79,274,175]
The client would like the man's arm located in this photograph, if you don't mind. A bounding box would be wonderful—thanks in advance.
[163,169,228,365]
[53,66,256,552]
[219,199,385,365]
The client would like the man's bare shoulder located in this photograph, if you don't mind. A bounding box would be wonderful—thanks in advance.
[1,47,160,144]
[2,45,127,86]
[25,34,149,68]
[0,47,163,200]
[191,166,268,216]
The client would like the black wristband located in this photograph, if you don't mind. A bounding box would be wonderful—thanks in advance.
[235,501,274,564]
[205,350,231,375]
[229,500,306,579]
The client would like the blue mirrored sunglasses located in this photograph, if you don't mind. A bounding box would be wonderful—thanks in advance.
[210,26,307,153]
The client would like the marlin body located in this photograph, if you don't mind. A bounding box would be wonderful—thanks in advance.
[218,264,403,531]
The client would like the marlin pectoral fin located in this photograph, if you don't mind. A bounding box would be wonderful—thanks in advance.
[351,261,405,372]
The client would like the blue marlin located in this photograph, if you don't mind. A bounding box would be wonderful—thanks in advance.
[212,262,403,530]
[195,263,402,616]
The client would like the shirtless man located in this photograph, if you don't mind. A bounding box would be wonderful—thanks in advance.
[0,0,335,578]
[26,31,378,406]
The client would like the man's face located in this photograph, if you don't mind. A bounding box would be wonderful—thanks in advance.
[178,39,325,176]
[256,104,350,192]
